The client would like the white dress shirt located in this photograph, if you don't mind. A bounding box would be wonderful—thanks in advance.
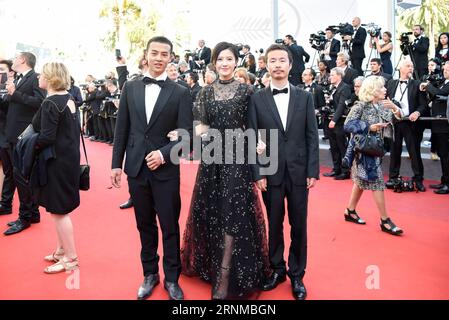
[271,82,290,130]
[144,72,168,163]
[394,80,410,117]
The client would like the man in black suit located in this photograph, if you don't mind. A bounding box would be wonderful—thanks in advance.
[385,59,427,191]
[301,68,326,111]
[322,28,341,69]
[344,17,367,76]
[194,39,211,71]
[421,62,449,194]
[323,67,352,180]
[238,44,255,69]
[284,35,310,86]
[185,71,201,102]
[336,52,358,90]
[1,52,46,235]
[368,58,392,83]
[166,62,189,89]
[409,25,430,79]
[111,36,193,300]
[248,44,319,300]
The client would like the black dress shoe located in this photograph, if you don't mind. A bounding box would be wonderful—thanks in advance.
[415,181,426,192]
[137,274,160,300]
[164,281,184,300]
[334,173,350,180]
[7,216,40,227]
[430,183,444,190]
[0,205,12,215]
[119,198,134,209]
[4,219,31,236]
[291,278,307,300]
[323,171,339,178]
[434,185,449,195]
[262,272,287,291]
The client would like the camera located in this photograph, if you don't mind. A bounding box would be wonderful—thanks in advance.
[399,32,413,53]
[328,23,354,37]
[423,72,444,86]
[185,50,199,61]
[274,39,285,45]
[93,79,106,87]
[309,31,326,50]
[364,23,382,38]
[234,43,244,51]
[390,177,417,193]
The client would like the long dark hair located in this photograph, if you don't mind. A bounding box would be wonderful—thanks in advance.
[436,32,449,52]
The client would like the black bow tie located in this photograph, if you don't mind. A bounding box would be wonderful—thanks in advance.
[143,76,166,87]
[399,80,408,84]
[273,88,288,96]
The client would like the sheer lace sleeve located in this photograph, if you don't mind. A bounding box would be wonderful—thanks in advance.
[193,87,210,136]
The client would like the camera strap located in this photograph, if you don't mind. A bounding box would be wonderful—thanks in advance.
[398,81,410,102]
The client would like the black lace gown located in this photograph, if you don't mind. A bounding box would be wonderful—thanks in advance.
[181,79,270,299]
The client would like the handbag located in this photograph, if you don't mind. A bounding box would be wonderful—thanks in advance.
[18,123,36,141]
[79,130,90,191]
[354,133,385,158]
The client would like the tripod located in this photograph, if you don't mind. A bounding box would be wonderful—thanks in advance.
[394,43,419,80]
[311,49,322,70]
[363,38,380,76]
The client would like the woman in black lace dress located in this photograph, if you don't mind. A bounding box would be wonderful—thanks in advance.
[181,42,270,299]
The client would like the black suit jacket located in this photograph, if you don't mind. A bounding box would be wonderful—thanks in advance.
[190,82,202,102]
[386,79,427,117]
[303,83,325,109]
[411,36,430,74]
[426,81,449,133]
[116,65,129,91]
[350,27,367,59]
[343,67,358,89]
[4,70,46,144]
[248,85,319,186]
[288,43,310,75]
[112,78,193,180]
[368,72,392,83]
[331,82,352,123]
[198,46,211,67]
[325,38,341,65]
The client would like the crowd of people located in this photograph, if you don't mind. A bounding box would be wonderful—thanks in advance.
[0,14,448,301]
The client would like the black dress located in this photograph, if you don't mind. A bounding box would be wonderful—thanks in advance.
[181,79,270,299]
[32,94,80,214]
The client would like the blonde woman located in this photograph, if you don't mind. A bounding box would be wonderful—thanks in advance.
[234,67,250,84]
[34,62,80,272]
[343,76,403,236]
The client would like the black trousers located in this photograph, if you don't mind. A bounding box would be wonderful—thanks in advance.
[0,144,39,220]
[389,121,424,181]
[128,163,182,282]
[262,169,308,280]
[433,132,449,185]
[351,57,364,76]
[328,122,348,174]
[86,113,94,137]
[104,116,113,142]
[110,117,116,142]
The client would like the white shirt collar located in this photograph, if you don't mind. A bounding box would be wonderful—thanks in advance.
[143,72,168,82]
[19,69,32,78]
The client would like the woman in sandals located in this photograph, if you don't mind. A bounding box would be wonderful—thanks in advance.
[343,76,404,236]
[34,62,81,272]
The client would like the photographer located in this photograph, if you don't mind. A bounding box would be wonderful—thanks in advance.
[316,60,330,87]
[166,63,189,89]
[370,31,394,75]
[302,68,326,111]
[185,71,201,101]
[435,32,449,65]
[255,55,268,89]
[385,59,428,192]
[406,25,430,79]
[284,35,310,85]
[420,62,449,194]
[322,28,341,69]
[85,83,103,142]
[238,45,255,69]
[323,67,352,180]
[103,79,120,145]
[343,17,367,76]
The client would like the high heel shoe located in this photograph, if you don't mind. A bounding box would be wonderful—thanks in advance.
[380,218,403,236]
[344,208,366,225]
[44,257,79,274]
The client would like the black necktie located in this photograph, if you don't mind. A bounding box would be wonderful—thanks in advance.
[15,74,23,85]
[143,77,165,88]
[273,88,288,96]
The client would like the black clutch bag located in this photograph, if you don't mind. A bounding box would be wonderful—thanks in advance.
[79,129,90,191]
[354,133,385,158]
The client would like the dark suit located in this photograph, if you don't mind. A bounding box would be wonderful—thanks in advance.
[426,81,449,185]
[322,38,341,69]
[248,85,319,280]
[411,36,430,79]
[198,46,211,67]
[189,82,202,102]
[288,44,310,86]
[350,27,367,76]
[328,82,352,174]
[386,79,427,181]
[112,77,193,282]
[1,69,45,219]
[368,71,392,84]
[342,66,359,90]
[302,83,325,110]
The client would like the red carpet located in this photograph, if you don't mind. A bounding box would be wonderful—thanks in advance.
[0,139,448,300]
